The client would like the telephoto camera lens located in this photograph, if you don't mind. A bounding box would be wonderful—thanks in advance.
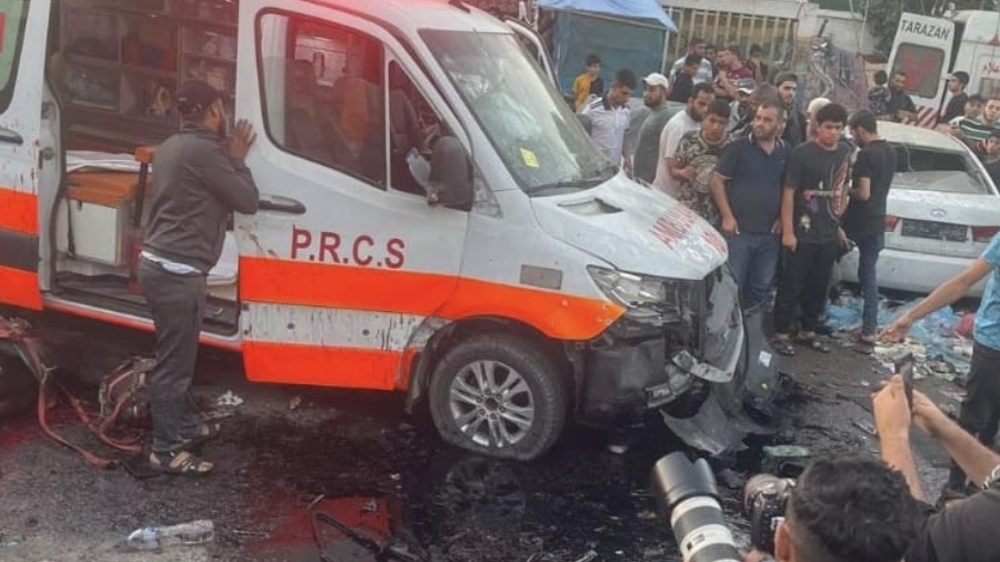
[651,452,742,562]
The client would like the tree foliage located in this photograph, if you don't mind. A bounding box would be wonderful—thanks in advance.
[863,0,994,55]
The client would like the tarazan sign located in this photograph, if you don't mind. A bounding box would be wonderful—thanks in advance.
[900,18,952,41]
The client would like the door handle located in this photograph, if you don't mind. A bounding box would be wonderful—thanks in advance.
[259,196,306,215]
[0,126,23,145]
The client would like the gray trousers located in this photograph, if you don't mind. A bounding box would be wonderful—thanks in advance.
[138,258,206,454]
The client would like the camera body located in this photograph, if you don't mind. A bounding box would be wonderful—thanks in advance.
[743,474,796,555]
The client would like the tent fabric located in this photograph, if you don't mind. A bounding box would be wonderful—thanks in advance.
[553,11,666,95]
[538,0,677,31]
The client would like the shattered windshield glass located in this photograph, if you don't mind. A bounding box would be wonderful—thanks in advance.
[421,30,615,195]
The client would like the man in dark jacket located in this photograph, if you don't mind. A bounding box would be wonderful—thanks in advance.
[774,72,806,146]
[139,80,260,475]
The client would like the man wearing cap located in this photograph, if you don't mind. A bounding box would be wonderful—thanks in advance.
[940,71,970,125]
[634,72,679,184]
[728,79,757,136]
[139,79,260,476]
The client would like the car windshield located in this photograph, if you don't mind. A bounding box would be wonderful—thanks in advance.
[421,30,615,195]
[892,143,995,195]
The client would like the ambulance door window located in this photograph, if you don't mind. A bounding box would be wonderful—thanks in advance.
[257,13,386,188]
[891,43,945,98]
[387,61,449,196]
[0,0,29,113]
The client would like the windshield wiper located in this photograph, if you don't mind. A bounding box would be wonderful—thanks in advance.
[526,176,607,195]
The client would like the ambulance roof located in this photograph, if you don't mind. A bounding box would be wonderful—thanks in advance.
[952,10,1000,44]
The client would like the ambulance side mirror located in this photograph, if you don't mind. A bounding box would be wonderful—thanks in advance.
[428,136,474,212]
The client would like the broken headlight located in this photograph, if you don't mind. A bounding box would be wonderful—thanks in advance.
[587,266,695,327]
[588,266,666,309]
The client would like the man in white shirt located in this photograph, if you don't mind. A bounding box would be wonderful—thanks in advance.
[582,68,638,172]
[670,37,714,85]
[654,82,715,196]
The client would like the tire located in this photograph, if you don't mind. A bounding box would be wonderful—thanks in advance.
[428,333,568,461]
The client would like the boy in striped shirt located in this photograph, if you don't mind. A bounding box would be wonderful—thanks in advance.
[957,98,1000,156]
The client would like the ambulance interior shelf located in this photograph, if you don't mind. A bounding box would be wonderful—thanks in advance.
[56,0,237,148]
[59,150,239,292]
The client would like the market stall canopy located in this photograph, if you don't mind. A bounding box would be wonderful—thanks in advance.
[537,0,677,32]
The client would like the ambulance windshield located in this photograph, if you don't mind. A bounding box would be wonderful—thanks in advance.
[422,30,616,195]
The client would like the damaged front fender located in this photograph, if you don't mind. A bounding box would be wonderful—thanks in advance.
[661,304,780,457]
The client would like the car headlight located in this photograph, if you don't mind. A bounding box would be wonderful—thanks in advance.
[587,266,667,309]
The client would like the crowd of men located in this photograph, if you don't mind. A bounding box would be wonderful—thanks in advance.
[572,39,1000,562]
[575,37,886,355]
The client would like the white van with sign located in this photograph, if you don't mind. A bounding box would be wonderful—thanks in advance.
[889,10,1000,126]
[0,0,774,460]
[887,12,955,127]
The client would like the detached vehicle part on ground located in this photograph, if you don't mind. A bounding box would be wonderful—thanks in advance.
[0,0,775,461]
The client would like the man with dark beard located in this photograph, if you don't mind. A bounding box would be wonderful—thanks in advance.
[633,73,678,184]
[774,72,806,146]
[712,98,790,309]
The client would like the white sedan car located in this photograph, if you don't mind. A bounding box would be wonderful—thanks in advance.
[839,122,1000,297]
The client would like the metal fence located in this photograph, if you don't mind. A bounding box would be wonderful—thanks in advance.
[664,7,799,69]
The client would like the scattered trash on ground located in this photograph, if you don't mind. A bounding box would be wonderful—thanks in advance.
[119,520,215,551]
[826,295,974,379]
[573,550,599,562]
[216,390,244,408]
[289,396,303,411]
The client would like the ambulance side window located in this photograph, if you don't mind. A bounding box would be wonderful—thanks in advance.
[387,61,449,196]
[257,13,386,188]
[0,1,29,113]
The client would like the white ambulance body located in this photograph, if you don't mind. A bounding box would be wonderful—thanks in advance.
[0,0,765,460]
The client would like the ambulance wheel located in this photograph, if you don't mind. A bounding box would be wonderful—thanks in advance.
[429,334,568,461]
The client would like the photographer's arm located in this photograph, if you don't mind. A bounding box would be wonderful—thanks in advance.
[913,391,1000,486]
[873,376,926,500]
[883,259,991,341]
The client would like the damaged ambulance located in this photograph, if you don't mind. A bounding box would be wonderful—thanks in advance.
[0,0,776,460]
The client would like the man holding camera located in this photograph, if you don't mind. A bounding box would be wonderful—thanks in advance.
[740,457,920,562]
[874,376,1000,562]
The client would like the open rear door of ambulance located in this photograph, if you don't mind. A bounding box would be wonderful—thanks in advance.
[0,0,51,310]
[888,12,955,128]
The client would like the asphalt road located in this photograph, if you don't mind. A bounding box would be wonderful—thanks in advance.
[0,314,961,562]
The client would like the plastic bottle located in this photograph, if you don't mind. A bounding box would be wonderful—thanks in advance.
[120,520,215,551]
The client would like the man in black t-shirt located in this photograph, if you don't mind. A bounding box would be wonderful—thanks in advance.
[843,111,897,351]
[773,103,853,355]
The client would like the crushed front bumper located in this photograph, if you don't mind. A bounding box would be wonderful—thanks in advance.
[574,266,778,455]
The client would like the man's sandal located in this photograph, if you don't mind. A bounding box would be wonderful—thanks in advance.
[183,422,222,449]
[795,336,832,354]
[773,339,796,357]
[149,450,214,476]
